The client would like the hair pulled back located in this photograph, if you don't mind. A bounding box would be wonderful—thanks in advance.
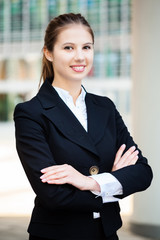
[40,13,94,83]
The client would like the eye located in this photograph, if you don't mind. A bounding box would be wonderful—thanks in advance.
[83,45,92,50]
[64,46,73,50]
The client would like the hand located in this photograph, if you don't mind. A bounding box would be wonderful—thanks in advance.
[112,144,139,172]
[40,164,100,192]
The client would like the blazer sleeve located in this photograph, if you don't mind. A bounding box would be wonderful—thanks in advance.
[14,102,103,212]
[111,105,153,198]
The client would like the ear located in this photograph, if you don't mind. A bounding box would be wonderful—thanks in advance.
[43,47,53,62]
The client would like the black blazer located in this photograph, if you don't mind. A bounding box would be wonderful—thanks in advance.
[14,78,152,239]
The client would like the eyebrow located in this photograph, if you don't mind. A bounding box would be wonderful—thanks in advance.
[62,42,94,46]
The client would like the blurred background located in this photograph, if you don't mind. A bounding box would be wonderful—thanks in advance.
[0,0,159,239]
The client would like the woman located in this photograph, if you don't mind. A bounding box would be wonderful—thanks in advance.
[14,13,152,240]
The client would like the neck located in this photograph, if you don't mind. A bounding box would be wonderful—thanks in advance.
[52,79,82,104]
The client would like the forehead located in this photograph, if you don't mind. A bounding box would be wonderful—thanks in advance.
[56,24,93,44]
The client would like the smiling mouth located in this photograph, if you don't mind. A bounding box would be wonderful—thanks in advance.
[70,65,86,72]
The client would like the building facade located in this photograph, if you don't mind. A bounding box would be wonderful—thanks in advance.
[0,0,131,121]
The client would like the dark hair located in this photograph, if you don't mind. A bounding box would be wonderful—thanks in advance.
[40,13,94,84]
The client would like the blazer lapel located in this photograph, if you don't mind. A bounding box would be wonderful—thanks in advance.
[85,93,110,145]
[37,79,99,157]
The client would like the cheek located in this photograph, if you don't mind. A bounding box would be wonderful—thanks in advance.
[53,51,70,62]
[60,54,75,65]
[88,52,94,64]
[52,56,67,71]
[87,57,94,69]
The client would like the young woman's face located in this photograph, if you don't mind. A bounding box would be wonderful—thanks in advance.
[50,24,94,83]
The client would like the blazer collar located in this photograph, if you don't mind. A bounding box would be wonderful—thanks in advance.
[37,79,110,158]
[37,78,59,109]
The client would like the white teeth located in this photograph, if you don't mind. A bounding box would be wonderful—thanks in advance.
[72,66,84,70]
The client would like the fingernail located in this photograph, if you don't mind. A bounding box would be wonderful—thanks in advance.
[41,179,47,182]
[41,169,45,173]
[131,146,136,150]
[122,144,126,148]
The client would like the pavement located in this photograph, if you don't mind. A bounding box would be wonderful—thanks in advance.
[0,122,155,240]
[0,215,155,240]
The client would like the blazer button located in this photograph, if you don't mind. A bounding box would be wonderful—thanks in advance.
[89,166,99,175]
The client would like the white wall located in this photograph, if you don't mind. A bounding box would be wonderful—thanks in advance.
[131,0,160,236]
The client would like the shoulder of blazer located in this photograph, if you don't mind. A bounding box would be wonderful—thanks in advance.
[14,95,43,123]
[14,78,58,120]
[86,91,116,110]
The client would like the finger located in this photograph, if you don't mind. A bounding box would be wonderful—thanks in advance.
[114,144,126,164]
[48,171,68,181]
[41,164,68,173]
[41,166,56,173]
[118,149,139,168]
[126,156,139,167]
[40,166,68,180]
[40,169,60,179]
[127,151,139,165]
[120,146,136,162]
[40,164,73,181]
[47,178,68,184]
[41,171,68,183]
[122,149,138,163]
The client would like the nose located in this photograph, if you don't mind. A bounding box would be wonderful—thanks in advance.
[74,49,85,62]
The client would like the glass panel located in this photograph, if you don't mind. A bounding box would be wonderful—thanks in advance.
[0,0,4,42]
[48,0,58,20]
[11,0,23,31]
[29,0,44,40]
[0,93,26,121]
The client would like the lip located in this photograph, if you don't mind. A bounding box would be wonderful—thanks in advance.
[70,65,86,73]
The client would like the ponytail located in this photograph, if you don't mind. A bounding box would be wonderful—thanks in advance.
[39,53,54,86]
